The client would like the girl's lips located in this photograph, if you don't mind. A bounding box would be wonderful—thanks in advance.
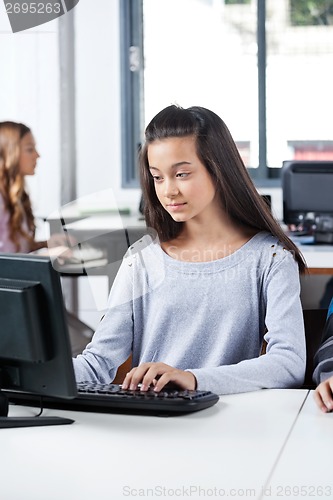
[167,203,186,211]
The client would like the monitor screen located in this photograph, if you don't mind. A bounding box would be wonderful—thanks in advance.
[282,160,333,226]
[0,253,77,427]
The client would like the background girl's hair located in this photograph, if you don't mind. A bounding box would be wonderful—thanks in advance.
[0,121,35,251]
[139,104,306,273]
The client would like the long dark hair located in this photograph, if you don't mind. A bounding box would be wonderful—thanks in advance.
[139,105,306,273]
[0,121,35,250]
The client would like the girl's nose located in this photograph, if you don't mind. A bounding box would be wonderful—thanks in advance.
[164,179,179,197]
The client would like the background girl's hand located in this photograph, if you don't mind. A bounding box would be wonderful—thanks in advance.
[313,376,333,412]
[121,362,197,392]
[48,232,76,248]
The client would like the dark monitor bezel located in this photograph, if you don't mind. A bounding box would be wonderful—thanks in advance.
[282,160,333,226]
[0,253,77,400]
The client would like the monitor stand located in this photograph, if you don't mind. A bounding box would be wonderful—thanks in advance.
[0,390,74,428]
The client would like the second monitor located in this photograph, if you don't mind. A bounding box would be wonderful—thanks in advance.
[282,160,333,243]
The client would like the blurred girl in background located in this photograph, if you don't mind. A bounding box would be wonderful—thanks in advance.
[0,121,45,252]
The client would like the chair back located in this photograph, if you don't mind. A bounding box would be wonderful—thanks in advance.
[303,308,328,388]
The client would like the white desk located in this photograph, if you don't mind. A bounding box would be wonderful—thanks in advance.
[3,390,308,500]
[293,240,333,274]
[262,391,333,500]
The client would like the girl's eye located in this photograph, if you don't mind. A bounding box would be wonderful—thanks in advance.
[176,172,189,178]
[152,175,162,182]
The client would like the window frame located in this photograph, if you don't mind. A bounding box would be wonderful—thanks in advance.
[120,0,144,188]
[122,0,286,189]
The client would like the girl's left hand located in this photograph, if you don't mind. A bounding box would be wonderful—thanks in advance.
[121,362,197,392]
[313,376,333,412]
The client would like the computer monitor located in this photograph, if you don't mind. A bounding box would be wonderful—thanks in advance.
[282,161,333,241]
[0,253,77,428]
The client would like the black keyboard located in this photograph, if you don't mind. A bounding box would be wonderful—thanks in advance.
[8,383,219,416]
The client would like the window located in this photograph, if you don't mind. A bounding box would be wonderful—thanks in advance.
[288,141,333,160]
[226,0,250,4]
[265,0,333,179]
[122,0,333,187]
[290,0,333,26]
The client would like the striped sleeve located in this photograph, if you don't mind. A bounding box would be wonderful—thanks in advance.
[313,304,333,385]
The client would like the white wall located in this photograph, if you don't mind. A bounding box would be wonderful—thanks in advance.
[0,2,60,228]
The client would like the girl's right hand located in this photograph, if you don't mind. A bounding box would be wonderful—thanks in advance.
[121,362,197,392]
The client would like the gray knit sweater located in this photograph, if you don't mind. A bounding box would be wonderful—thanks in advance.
[73,231,306,394]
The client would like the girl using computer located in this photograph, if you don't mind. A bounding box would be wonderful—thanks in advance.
[0,121,42,252]
[73,105,307,395]
[0,121,75,253]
